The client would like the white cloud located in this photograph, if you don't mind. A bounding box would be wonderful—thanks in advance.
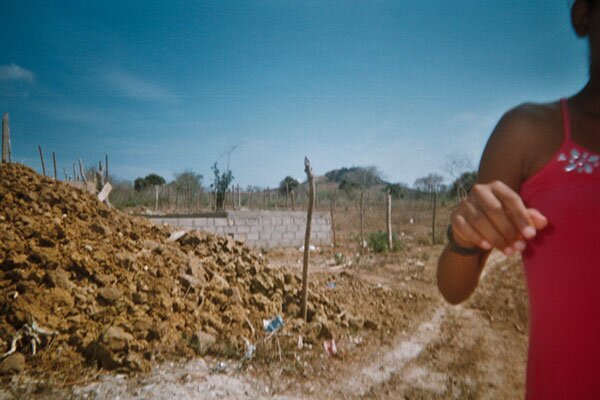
[0,63,35,82]
[105,68,172,101]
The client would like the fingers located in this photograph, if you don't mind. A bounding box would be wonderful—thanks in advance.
[452,181,548,255]
[489,182,536,239]
[451,211,492,250]
[527,208,548,230]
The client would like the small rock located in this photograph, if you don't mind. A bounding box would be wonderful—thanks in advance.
[103,326,134,351]
[252,273,274,294]
[0,353,26,375]
[178,273,201,289]
[364,319,379,330]
[210,273,230,291]
[45,268,72,289]
[191,331,216,353]
[124,353,150,372]
[86,342,120,370]
[97,287,122,305]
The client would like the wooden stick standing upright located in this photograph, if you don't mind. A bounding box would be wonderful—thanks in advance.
[1,113,9,163]
[386,190,393,251]
[105,154,109,183]
[78,158,87,183]
[359,190,365,250]
[432,190,437,245]
[38,145,46,176]
[301,157,316,322]
[330,194,337,248]
[52,152,57,180]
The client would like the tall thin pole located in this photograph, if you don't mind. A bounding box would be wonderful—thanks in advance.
[360,190,365,249]
[330,195,337,247]
[38,145,46,176]
[432,190,437,245]
[301,157,316,322]
[78,158,87,183]
[386,190,393,251]
[105,154,109,183]
[1,113,9,163]
[52,152,57,180]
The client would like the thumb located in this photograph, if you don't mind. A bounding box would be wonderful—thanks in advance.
[527,208,548,230]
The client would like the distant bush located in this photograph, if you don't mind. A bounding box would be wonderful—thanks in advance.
[367,231,403,253]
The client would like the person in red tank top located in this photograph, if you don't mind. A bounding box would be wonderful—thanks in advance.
[437,1,600,399]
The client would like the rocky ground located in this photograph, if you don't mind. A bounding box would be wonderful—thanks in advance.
[0,163,529,399]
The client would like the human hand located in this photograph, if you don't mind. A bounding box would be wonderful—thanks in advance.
[450,181,548,255]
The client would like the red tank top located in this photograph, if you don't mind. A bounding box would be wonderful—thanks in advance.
[520,99,600,399]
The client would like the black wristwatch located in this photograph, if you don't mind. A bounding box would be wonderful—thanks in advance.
[446,225,482,256]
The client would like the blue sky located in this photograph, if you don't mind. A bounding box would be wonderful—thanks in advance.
[0,0,589,188]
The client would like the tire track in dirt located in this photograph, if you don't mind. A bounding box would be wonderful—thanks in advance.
[350,251,526,400]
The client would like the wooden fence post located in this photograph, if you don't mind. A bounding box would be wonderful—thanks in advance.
[386,190,393,251]
[330,195,337,247]
[38,145,46,176]
[432,190,437,245]
[360,190,365,249]
[155,186,159,212]
[78,158,87,183]
[2,113,9,163]
[291,190,296,211]
[52,152,57,180]
[301,157,316,322]
[105,154,109,183]
[285,182,289,210]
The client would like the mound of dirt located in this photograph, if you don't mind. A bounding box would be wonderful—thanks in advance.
[0,163,354,379]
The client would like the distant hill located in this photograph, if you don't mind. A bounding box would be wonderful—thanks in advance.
[324,166,387,187]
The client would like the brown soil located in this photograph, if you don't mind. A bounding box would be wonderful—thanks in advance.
[0,164,365,386]
[0,163,529,399]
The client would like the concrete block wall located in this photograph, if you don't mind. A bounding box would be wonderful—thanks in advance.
[147,210,331,249]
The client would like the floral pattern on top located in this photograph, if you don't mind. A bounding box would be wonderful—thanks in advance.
[557,148,600,174]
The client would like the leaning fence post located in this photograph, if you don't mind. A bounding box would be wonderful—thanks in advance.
[2,113,9,163]
[386,190,393,251]
[52,152,57,180]
[301,157,316,322]
[38,145,46,176]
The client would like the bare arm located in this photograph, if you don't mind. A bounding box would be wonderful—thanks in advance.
[437,107,549,304]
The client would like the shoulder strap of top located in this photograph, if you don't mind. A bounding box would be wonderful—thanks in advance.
[560,98,572,141]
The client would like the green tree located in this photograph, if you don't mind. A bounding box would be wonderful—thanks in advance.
[145,173,166,186]
[326,166,384,188]
[384,182,409,199]
[450,171,477,198]
[211,162,234,210]
[279,176,300,195]
[414,173,444,193]
[134,173,166,191]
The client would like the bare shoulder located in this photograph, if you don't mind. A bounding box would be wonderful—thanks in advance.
[478,101,562,190]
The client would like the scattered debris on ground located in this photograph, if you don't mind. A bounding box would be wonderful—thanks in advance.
[0,163,366,384]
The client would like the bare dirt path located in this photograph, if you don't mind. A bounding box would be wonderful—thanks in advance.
[45,250,528,400]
